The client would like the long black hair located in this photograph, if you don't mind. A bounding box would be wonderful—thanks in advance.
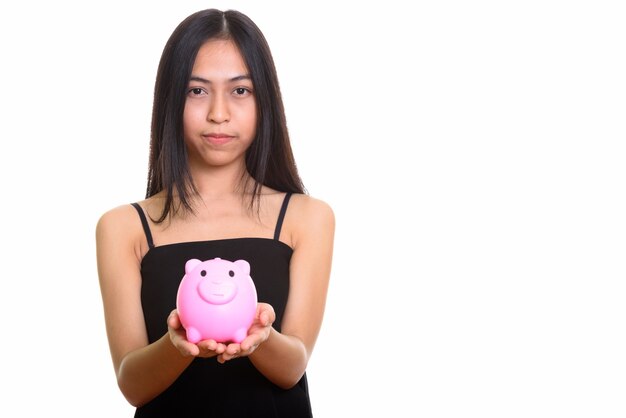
[146,9,305,222]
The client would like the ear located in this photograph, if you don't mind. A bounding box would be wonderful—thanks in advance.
[234,259,250,275]
[185,259,202,274]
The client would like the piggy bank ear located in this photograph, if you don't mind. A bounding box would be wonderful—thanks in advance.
[185,259,202,274]
[234,260,250,275]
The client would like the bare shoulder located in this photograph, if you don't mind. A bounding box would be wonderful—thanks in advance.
[290,193,334,223]
[95,203,145,247]
[286,194,335,245]
[97,203,137,233]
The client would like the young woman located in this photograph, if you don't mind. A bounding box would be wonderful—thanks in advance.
[96,9,334,417]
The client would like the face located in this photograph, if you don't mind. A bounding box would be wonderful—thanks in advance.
[183,39,257,170]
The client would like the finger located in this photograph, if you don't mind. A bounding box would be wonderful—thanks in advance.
[167,312,175,326]
[226,343,241,356]
[258,304,275,325]
[240,337,258,352]
[221,352,238,362]
[260,310,275,326]
[260,311,269,326]
[167,310,181,328]
[240,331,259,349]
[174,339,199,357]
[199,339,217,352]
[216,351,237,363]
[186,345,200,357]
[240,339,251,351]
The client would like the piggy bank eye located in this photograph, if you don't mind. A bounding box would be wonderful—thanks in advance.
[228,270,235,277]
[200,270,207,277]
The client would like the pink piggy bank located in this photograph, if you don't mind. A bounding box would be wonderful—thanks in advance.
[176,257,257,344]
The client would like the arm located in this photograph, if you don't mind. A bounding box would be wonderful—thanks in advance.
[96,205,225,406]
[220,195,335,389]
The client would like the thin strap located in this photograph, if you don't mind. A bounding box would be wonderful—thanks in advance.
[131,203,155,249]
[273,193,293,240]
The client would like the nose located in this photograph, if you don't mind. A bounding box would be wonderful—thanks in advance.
[207,93,230,123]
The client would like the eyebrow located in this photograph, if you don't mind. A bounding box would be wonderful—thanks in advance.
[189,75,252,84]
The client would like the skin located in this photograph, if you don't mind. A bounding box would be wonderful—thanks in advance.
[96,39,335,408]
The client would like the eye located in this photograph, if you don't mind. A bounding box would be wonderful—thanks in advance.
[188,87,206,96]
[200,270,207,277]
[233,87,252,97]
[228,270,235,277]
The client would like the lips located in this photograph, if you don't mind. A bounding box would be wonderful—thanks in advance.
[203,133,235,146]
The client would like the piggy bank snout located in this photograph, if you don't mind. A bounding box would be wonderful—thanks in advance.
[197,274,238,305]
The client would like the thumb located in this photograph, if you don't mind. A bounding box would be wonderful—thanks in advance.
[168,309,181,328]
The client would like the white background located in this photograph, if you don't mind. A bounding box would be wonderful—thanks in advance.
[1,1,625,417]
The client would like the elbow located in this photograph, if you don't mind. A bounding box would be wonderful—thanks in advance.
[117,370,153,408]
[124,396,144,409]
[273,368,307,390]
[275,379,301,390]
[273,342,311,389]
[118,379,147,408]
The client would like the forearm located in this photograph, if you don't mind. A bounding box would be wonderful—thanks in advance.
[117,334,193,407]
[248,327,309,389]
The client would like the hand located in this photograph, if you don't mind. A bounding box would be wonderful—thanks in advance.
[167,309,227,358]
[217,303,276,364]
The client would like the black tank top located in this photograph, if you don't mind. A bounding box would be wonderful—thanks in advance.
[130,193,313,417]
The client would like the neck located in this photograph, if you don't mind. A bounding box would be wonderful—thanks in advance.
[189,161,256,202]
